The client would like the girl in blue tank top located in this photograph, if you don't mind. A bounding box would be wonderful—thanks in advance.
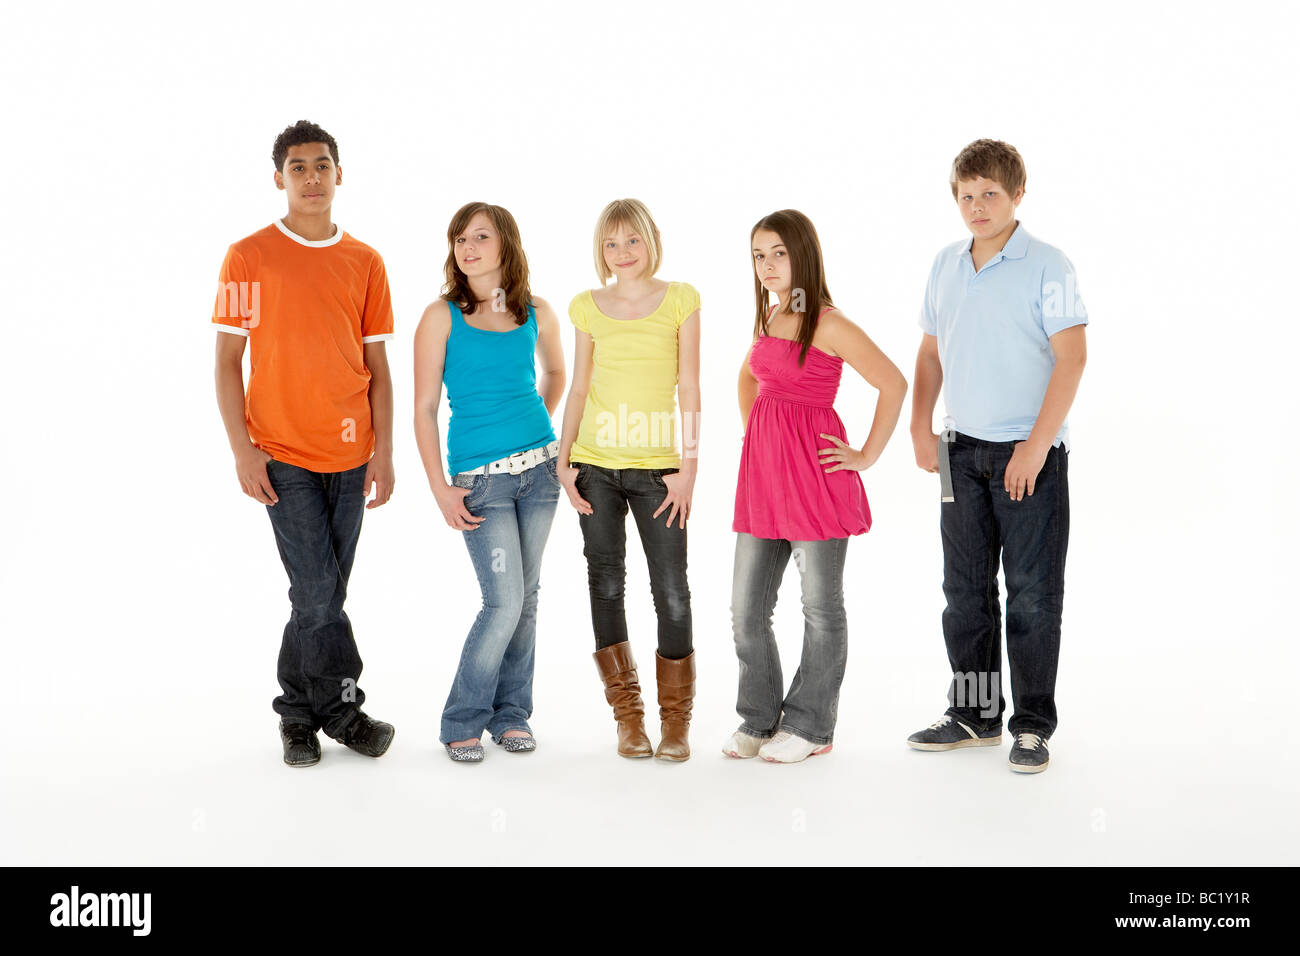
[413,202,567,762]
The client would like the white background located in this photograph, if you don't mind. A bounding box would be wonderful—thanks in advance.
[2,0,1296,865]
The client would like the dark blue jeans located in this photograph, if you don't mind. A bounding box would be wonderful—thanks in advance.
[574,463,692,659]
[264,457,368,739]
[940,432,1069,737]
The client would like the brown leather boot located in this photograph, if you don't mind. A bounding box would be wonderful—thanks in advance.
[593,642,653,758]
[654,651,696,761]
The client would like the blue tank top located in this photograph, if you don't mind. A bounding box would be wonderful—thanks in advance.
[443,299,557,474]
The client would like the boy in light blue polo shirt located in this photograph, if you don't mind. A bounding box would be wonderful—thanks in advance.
[906,139,1088,774]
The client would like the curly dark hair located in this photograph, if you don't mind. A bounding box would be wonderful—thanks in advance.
[272,120,339,171]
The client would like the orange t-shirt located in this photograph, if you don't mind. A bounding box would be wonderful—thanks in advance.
[211,220,394,472]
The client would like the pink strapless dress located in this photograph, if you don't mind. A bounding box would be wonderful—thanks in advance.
[733,335,872,540]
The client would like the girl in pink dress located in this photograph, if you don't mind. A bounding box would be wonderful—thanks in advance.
[724,209,908,763]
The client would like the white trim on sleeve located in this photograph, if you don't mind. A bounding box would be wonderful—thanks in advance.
[361,333,395,343]
[213,324,250,337]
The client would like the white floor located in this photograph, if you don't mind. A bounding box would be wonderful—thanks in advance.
[5,562,1295,865]
[5,447,1299,865]
[4,692,1293,866]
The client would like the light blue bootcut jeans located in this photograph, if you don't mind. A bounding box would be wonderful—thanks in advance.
[730,532,850,745]
[440,457,561,744]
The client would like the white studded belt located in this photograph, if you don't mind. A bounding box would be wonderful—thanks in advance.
[457,440,560,476]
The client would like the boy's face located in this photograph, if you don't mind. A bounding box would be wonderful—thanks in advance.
[454,213,501,276]
[752,228,791,298]
[602,224,649,281]
[954,176,1022,241]
[275,142,341,214]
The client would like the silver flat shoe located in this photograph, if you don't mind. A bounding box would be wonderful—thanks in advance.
[444,742,485,762]
[493,733,536,754]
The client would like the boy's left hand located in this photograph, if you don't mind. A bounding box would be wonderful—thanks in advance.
[365,454,395,509]
[1004,441,1048,501]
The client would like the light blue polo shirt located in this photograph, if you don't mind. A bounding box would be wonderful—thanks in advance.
[919,222,1088,451]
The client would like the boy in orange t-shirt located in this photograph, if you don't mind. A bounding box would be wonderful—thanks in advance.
[213,120,397,768]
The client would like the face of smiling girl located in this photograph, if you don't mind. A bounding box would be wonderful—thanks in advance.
[603,224,649,281]
[455,213,501,277]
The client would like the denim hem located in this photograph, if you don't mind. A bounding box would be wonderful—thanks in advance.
[440,727,487,745]
[738,722,777,740]
[488,723,534,741]
[943,707,1003,735]
[278,716,315,728]
[777,721,833,746]
[1007,724,1053,739]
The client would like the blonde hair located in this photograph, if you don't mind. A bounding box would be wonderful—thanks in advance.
[592,198,662,284]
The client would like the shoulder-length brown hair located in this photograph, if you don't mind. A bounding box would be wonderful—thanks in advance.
[751,209,833,365]
[443,202,533,325]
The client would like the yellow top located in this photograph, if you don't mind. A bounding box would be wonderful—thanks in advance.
[568,280,700,469]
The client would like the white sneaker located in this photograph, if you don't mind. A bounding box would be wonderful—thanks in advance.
[757,730,833,763]
[721,728,766,758]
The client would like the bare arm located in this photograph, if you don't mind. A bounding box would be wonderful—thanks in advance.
[818,312,907,472]
[363,341,394,508]
[412,302,450,494]
[214,331,277,505]
[658,306,701,527]
[557,328,595,514]
[413,302,485,531]
[532,296,567,416]
[1005,324,1087,499]
[910,333,944,472]
[738,340,759,430]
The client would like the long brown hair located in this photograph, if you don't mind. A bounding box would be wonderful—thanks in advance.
[750,209,833,365]
[443,202,533,325]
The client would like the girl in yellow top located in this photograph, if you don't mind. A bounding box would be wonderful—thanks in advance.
[558,198,702,761]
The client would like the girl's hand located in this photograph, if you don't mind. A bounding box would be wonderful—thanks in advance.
[558,462,594,515]
[433,482,485,531]
[818,433,872,473]
[653,470,693,529]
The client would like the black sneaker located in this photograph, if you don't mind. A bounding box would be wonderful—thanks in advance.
[907,714,1002,751]
[337,711,395,758]
[1008,732,1050,773]
[280,721,322,768]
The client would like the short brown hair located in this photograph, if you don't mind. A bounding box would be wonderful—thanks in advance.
[949,139,1026,200]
